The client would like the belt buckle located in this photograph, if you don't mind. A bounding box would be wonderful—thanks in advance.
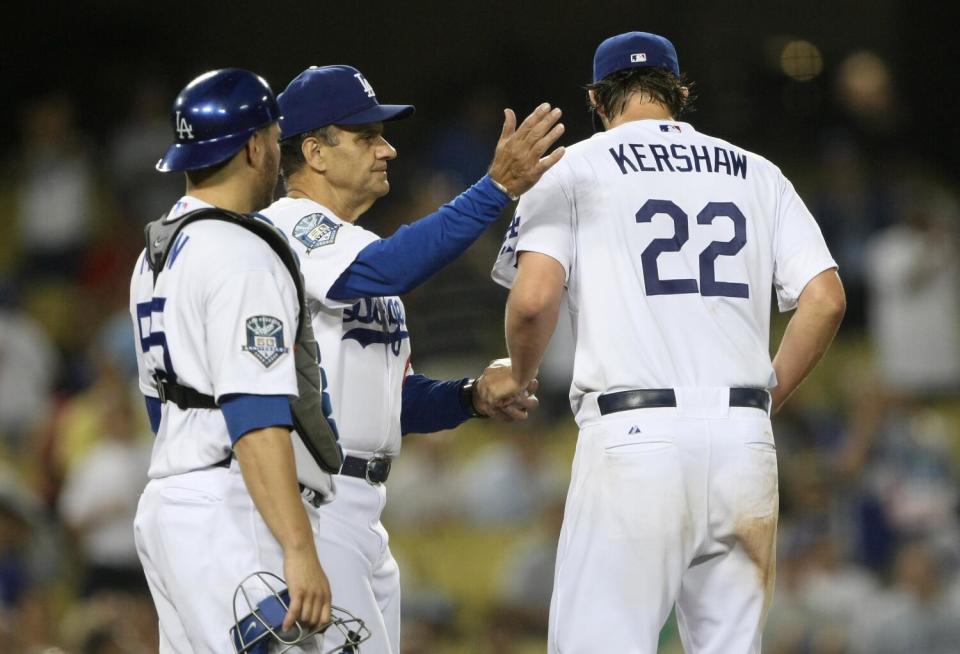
[365,456,391,485]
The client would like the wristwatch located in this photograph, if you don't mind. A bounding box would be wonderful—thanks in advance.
[459,378,487,419]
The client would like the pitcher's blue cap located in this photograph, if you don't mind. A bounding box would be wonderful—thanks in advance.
[278,65,415,140]
[593,32,680,82]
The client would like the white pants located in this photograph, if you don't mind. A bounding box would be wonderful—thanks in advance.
[313,474,400,654]
[550,393,778,654]
[134,464,324,654]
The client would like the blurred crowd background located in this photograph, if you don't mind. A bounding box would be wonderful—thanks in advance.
[2,1,959,652]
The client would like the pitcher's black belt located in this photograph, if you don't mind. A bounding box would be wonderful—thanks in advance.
[597,388,770,416]
[338,455,391,485]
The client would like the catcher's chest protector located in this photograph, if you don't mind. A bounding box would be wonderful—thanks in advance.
[144,208,343,473]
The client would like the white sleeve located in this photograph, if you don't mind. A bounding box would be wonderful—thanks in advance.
[772,174,838,312]
[491,166,574,289]
[203,267,300,401]
[286,211,380,309]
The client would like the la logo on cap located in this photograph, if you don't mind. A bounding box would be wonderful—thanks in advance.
[353,72,375,98]
[630,53,647,63]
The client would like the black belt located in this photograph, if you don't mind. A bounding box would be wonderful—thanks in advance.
[338,455,391,485]
[597,388,770,416]
[212,455,325,508]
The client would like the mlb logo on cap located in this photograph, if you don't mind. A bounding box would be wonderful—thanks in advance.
[593,31,680,82]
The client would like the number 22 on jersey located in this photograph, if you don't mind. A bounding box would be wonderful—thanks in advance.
[635,199,748,298]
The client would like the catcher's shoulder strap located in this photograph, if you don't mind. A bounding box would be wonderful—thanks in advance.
[143,208,343,473]
[145,208,295,289]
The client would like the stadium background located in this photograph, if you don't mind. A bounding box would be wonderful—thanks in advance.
[2,1,959,651]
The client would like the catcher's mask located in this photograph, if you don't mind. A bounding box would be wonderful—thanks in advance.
[230,572,370,654]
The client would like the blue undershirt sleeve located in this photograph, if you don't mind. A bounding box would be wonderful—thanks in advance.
[401,375,473,435]
[144,396,161,434]
[328,176,510,300]
[220,394,294,444]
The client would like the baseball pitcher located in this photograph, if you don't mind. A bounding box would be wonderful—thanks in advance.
[483,32,846,654]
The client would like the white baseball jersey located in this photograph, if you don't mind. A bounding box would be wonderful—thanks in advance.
[132,196,328,653]
[492,119,837,423]
[130,196,300,478]
[260,197,411,457]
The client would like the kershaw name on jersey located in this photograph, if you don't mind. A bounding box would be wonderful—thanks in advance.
[608,141,748,178]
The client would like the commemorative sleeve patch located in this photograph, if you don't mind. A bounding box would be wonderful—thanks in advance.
[241,315,289,368]
[292,213,340,251]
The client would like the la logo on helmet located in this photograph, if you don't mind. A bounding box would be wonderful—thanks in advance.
[176,111,195,140]
[353,73,376,98]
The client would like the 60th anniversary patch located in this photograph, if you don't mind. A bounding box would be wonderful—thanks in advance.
[242,315,289,368]
[292,212,340,251]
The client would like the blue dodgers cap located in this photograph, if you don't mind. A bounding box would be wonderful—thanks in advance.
[157,68,280,173]
[278,65,415,140]
[592,31,680,82]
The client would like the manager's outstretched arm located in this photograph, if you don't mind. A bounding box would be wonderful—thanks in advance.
[327,104,566,302]
[770,268,846,413]
[479,251,566,405]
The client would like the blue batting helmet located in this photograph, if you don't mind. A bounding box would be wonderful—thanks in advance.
[157,68,281,173]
